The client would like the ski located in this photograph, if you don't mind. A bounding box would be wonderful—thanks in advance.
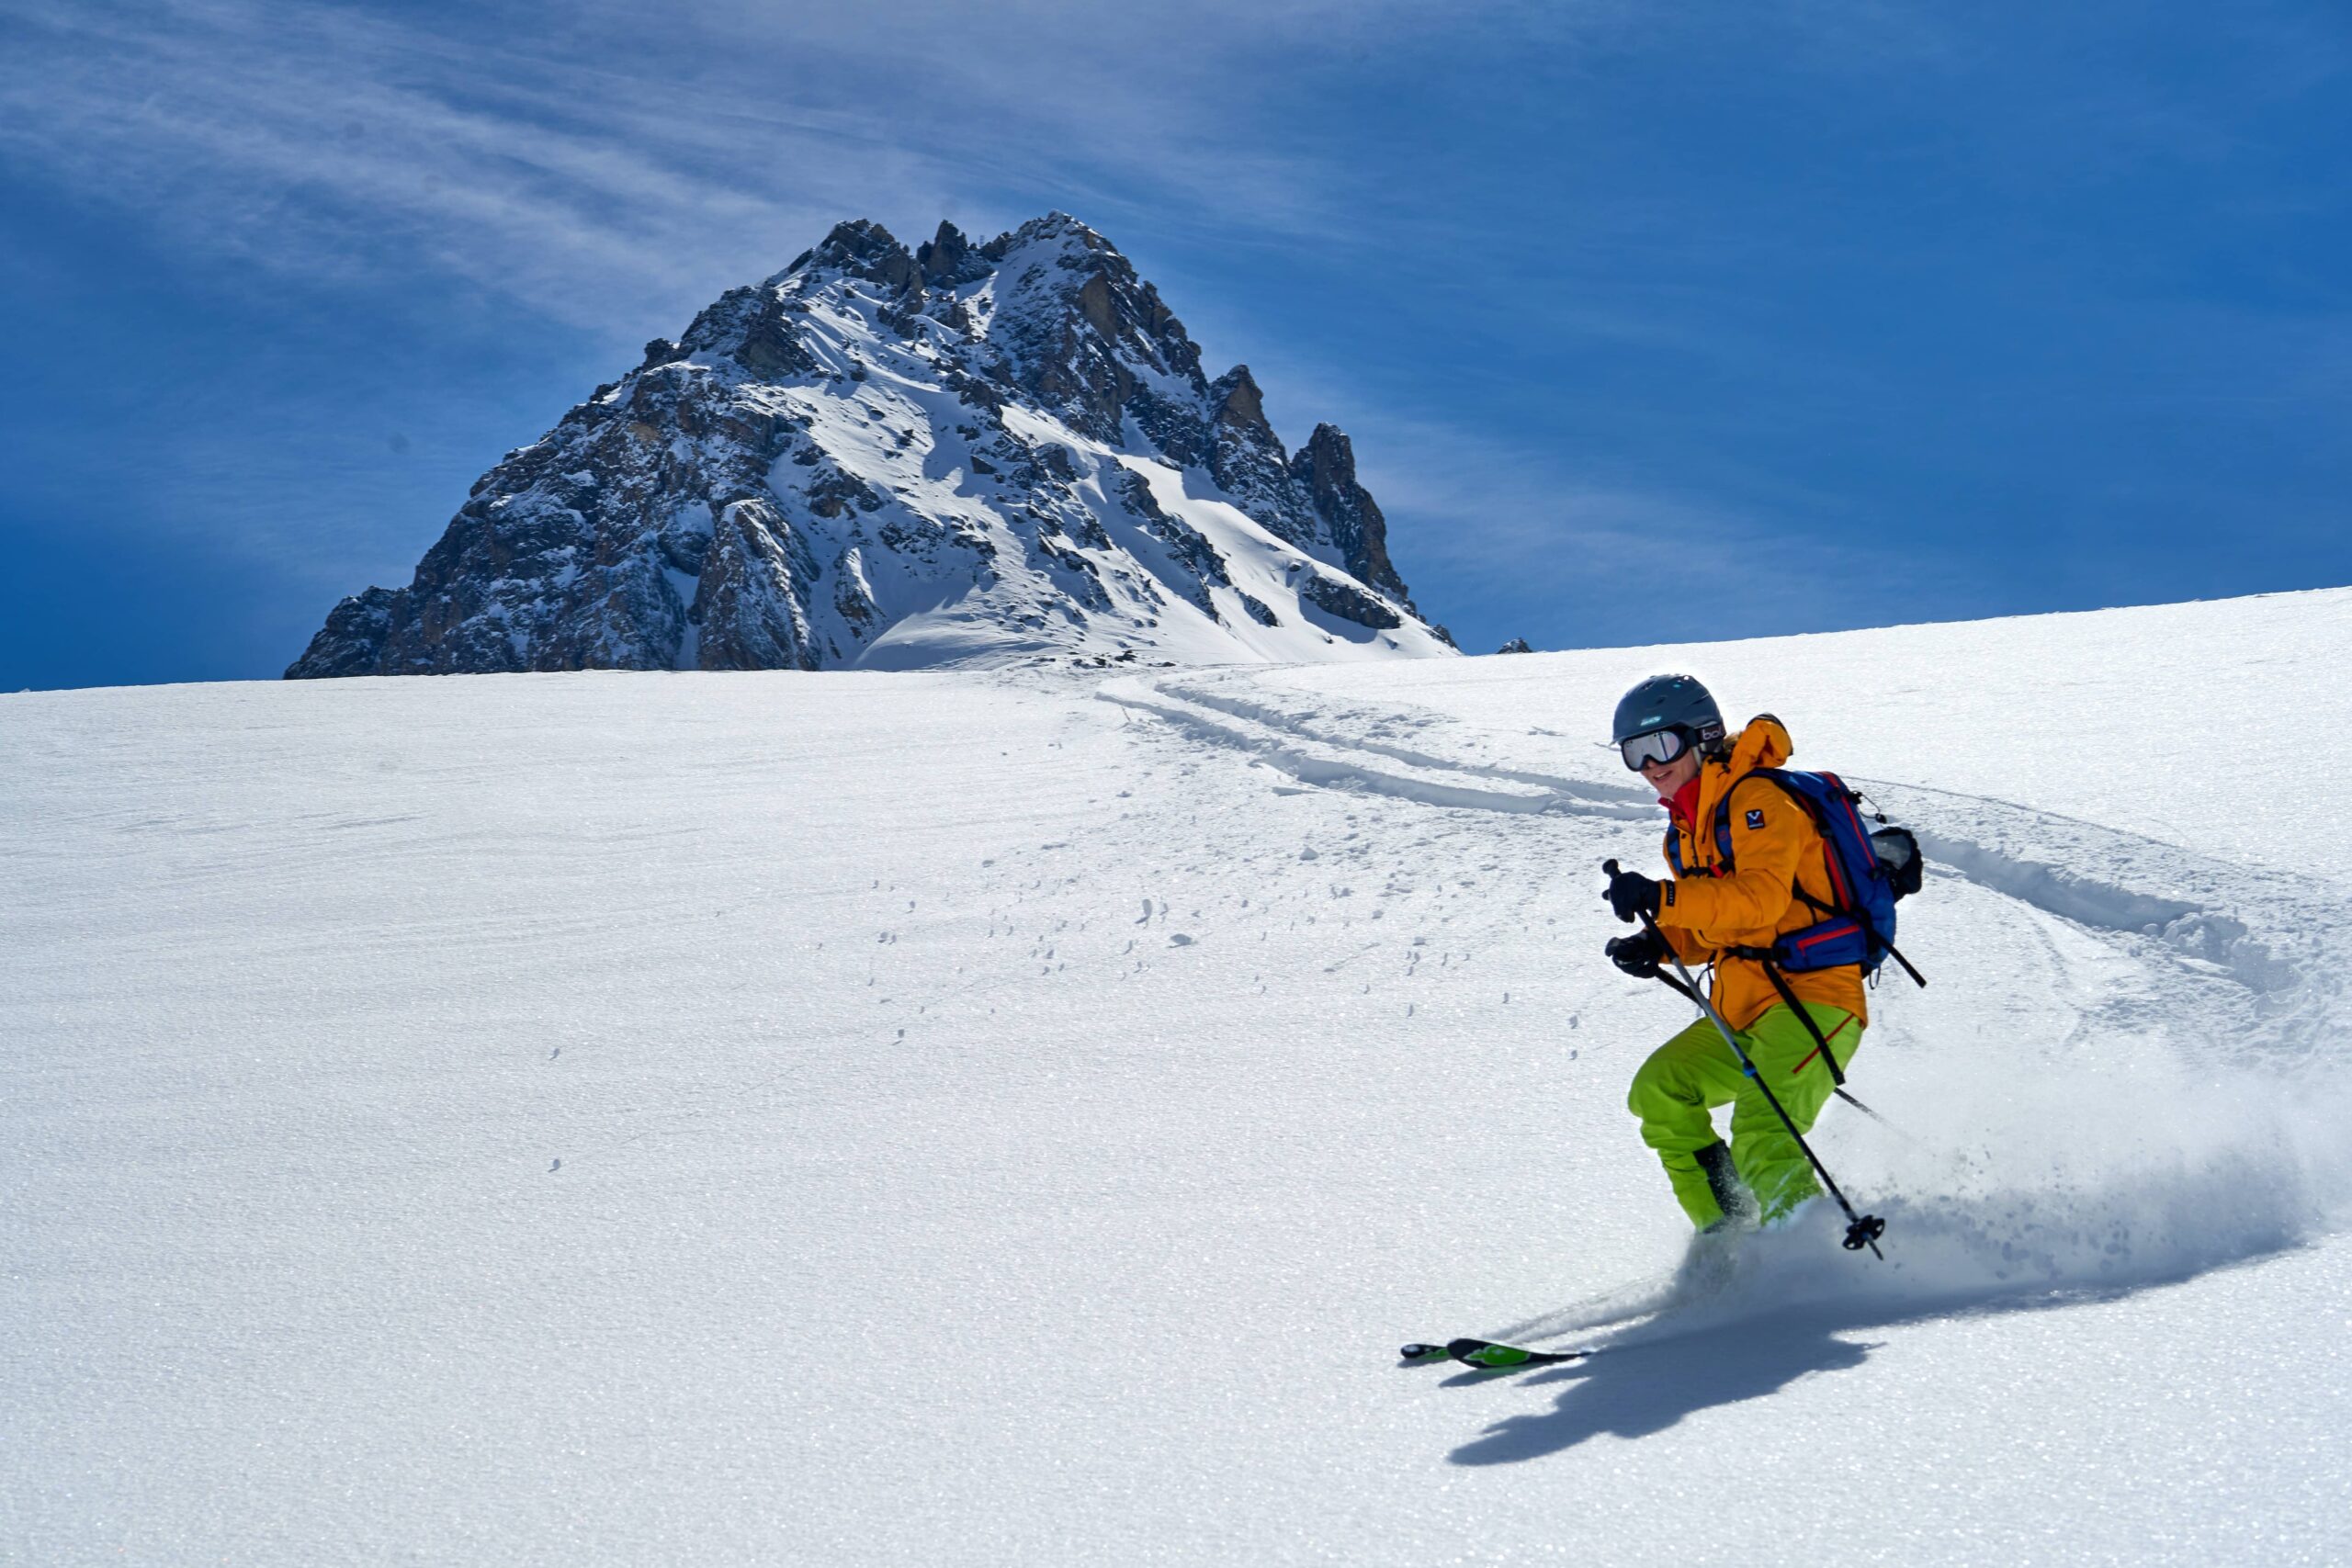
[1398,1337,1591,1369]
[1447,1337,1591,1369]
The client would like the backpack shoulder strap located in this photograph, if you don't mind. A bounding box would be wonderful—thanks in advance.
[1717,771,1855,923]
[1741,768,1830,830]
[1703,789,1737,868]
[1698,769,1836,875]
[1710,771,1798,867]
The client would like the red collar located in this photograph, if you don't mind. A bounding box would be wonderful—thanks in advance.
[1663,776,1702,825]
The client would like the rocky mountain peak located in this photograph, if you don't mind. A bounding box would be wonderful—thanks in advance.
[791,219,921,291]
[1288,423,1406,604]
[1210,367,1269,433]
[977,216,1206,444]
[287,212,1455,680]
[915,221,992,288]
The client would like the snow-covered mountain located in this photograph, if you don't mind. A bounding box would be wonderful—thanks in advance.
[288,214,1456,678]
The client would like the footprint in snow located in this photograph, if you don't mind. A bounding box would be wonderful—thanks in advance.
[1170,933,1195,946]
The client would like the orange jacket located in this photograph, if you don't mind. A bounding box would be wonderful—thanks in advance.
[1653,715,1869,1034]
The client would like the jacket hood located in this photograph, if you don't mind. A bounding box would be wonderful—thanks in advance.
[1727,713,1791,773]
[1695,713,1792,821]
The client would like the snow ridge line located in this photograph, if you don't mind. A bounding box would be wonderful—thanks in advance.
[1865,779,2327,1019]
[1097,677,1568,815]
[1105,671,2344,1037]
[1151,671,1657,818]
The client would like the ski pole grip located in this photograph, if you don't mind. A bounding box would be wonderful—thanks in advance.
[1603,859,1670,942]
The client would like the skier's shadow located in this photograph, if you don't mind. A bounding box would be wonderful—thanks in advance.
[1447,1309,1877,1466]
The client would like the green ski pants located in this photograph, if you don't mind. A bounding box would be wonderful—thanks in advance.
[1626,1002,1862,1229]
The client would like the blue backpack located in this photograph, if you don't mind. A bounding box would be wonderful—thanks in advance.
[1664,769,1925,987]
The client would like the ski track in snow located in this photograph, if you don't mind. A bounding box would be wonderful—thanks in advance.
[1107,664,2352,1350]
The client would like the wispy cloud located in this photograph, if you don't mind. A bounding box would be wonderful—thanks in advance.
[0,0,1576,335]
[1238,361,1993,649]
[1,2,916,330]
[1210,327,1923,639]
[0,0,1643,589]
[1357,416,1860,610]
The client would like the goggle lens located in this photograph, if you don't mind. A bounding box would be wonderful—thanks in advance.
[1620,728,1690,772]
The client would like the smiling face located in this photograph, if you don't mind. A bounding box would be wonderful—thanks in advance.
[1642,748,1702,800]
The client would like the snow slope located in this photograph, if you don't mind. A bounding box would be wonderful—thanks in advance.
[8,587,2351,1565]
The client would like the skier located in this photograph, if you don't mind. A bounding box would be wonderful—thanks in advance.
[1600,674,1865,1232]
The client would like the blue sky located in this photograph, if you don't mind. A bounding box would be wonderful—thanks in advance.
[2,1,2346,688]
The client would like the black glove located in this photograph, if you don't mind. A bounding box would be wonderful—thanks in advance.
[1604,866,1662,924]
[1606,929,1668,979]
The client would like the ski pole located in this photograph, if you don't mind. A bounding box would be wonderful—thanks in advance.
[1604,859,1887,1258]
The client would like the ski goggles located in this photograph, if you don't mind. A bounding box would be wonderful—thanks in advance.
[1618,726,1692,772]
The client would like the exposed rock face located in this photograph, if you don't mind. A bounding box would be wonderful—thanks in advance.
[1290,424,1408,605]
[1497,637,1534,655]
[288,213,1453,677]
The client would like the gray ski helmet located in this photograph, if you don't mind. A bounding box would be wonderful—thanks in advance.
[1611,673,1725,749]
